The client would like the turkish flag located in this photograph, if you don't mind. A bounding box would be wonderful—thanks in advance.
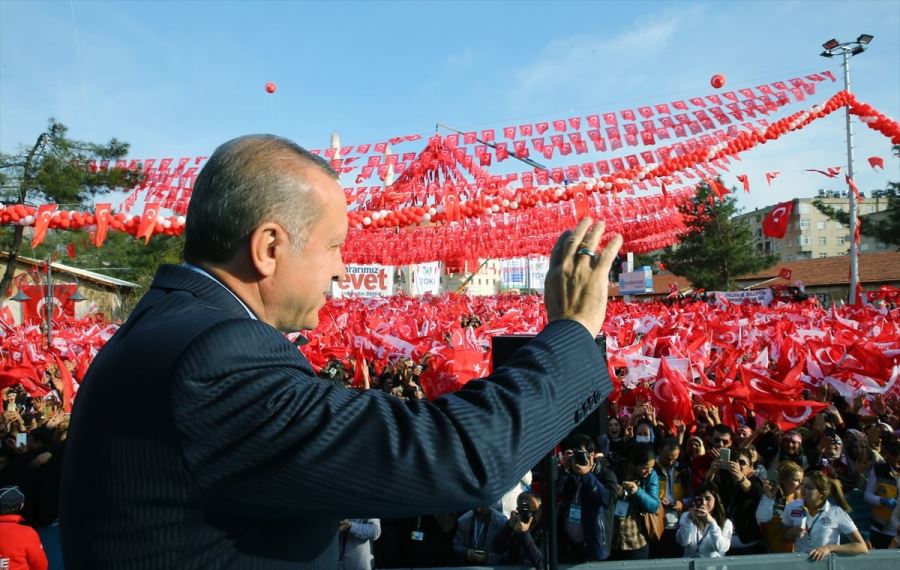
[52,353,76,412]
[443,190,460,221]
[868,156,884,170]
[573,190,589,218]
[736,174,750,193]
[552,119,566,132]
[752,398,830,431]
[137,202,160,244]
[31,204,58,248]
[762,200,794,238]
[779,267,792,280]
[652,358,695,429]
[21,283,77,325]
[93,203,112,247]
[765,171,780,186]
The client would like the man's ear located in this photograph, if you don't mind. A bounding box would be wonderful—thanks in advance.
[248,222,287,277]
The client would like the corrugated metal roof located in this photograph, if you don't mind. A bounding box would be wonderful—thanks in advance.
[1,253,139,288]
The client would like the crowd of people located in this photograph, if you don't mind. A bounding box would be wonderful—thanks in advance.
[1,346,898,568]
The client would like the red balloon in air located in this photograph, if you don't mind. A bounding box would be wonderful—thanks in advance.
[265,82,277,94]
[710,74,726,89]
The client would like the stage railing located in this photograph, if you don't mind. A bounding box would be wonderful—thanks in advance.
[401,550,899,570]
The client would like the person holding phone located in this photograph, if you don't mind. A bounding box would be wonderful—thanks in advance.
[452,505,508,565]
[756,461,804,553]
[710,447,764,555]
[676,482,732,558]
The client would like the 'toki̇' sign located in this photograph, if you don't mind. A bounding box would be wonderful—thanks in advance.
[332,265,394,298]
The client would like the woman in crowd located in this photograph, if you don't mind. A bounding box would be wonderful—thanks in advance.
[865,437,900,549]
[610,443,660,561]
[782,471,868,560]
[756,461,804,552]
[676,482,732,558]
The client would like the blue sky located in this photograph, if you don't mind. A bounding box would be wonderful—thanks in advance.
[1,0,898,214]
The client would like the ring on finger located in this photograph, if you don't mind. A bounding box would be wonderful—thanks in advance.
[576,247,597,259]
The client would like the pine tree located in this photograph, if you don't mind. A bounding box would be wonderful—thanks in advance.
[660,182,778,290]
[0,119,140,297]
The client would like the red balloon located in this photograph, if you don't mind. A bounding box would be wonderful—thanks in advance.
[265,82,277,94]
[710,74,726,89]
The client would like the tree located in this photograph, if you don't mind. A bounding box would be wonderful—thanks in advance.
[0,119,140,298]
[660,182,778,290]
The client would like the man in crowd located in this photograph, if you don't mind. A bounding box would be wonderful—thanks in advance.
[692,424,734,490]
[493,491,545,569]
[653,437,688,558]
[338,518,380,570]
[557,433,616,562]
[59,134,622,568]
[452,505,508,565]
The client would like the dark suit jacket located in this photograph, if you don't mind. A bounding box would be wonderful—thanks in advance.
[59,264,610,569]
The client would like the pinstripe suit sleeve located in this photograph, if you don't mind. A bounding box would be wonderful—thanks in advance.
[171,317,609,519]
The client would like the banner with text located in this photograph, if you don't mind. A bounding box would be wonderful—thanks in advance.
[412,262,441,296]
[528,256,550,291]
[332,264,394,298]
[619,267,654,295]
[710,288,774,306]
[500,258,529,290]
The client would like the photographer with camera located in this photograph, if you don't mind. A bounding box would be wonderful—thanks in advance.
[610,443,659,560]
[676,482,732,558]
[492,491,545,569]
[557,434,617,562]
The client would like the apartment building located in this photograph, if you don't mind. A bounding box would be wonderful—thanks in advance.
[734,190,892,261]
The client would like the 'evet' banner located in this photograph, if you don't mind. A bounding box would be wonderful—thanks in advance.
[332,265,394,298]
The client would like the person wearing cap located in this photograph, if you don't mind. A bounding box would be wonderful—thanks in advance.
[0,485,48,570]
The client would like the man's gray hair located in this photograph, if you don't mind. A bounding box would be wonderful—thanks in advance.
[183,135,338,264]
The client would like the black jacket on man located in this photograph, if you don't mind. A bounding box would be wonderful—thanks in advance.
[59,264,610,569]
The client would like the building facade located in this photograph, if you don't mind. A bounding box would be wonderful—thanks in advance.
[734,190,892,261]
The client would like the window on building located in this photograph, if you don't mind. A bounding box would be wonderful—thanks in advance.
[799,219,811,230]
[819,252,828,258]
[837,236,846,245]
[799,236,811,246]
[799,203,810,214]
[818,237,827,246]
[834,221,844,229]
[861,243,870,252]
[816,221,826,230]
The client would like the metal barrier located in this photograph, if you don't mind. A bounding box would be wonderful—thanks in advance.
[405,550,900,570]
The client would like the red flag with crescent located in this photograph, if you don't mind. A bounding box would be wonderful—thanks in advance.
[762,200,793,239]
[31,204,57,248]
[137,202,160,244]
[93,203,111,247]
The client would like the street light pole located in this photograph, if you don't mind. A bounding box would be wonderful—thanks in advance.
[821,34,873,304]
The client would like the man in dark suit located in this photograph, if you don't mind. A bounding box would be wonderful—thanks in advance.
[59,134,622,569]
